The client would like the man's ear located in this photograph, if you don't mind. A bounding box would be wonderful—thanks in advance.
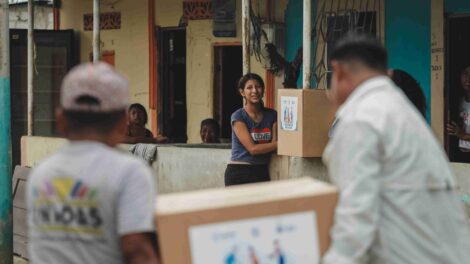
[55,108,68,136]
[330,61,344,80]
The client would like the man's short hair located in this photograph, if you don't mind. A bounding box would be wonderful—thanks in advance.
[64,110,126,134]
[330,32,388,72]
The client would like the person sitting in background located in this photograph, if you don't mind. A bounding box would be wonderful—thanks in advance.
[447,66,470,153]
[124,103,167,144]
[200,118,221,143]
[390,69,426,117]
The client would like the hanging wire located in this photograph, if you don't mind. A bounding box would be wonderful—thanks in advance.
[310,0,381,89]
[248,0,382,88]
[249,0,268,63]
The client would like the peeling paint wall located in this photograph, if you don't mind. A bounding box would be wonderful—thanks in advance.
[9,4,53,29]
[185,17,246,144]
[59,0,288,143]
[185,0,288,143]
[60,0,151,127]
[155,0,183,27]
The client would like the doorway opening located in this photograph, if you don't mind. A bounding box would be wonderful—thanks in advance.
[157,27,187,143]
[445,15,470,163]
[213,44,243,141]
[10,29,77,167]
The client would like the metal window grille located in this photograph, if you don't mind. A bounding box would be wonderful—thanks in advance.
[251,0,382,88]
[313,0,381,89]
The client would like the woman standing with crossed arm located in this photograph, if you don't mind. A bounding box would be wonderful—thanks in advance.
[224,73,278,186]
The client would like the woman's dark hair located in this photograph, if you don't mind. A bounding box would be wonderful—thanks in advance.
[391,69,426,117]
[237,73,265,91]
[237,73,265,107]
[128,103,148,124]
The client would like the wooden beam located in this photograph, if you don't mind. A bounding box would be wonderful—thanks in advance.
[148,0,157,135]
[265,70,275,108]
[53,6,60,30]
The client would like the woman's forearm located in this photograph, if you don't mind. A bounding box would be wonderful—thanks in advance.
[247,142,277,156]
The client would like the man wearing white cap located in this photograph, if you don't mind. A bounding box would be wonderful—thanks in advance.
[26,63,159,263]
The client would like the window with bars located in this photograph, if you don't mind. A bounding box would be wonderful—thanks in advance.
[312,0,383,89]
[325,11,377,87]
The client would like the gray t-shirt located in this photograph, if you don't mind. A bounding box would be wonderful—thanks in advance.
[230,108,277,164]
[27,141,156,264]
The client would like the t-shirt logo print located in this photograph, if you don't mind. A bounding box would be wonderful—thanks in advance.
[32,177,103,236]
[251,128,272,143]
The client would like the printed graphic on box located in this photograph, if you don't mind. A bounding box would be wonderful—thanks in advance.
[280,96,298,131]
[189,211,319,264]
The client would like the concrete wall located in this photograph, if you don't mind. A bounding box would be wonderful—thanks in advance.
[20,136,67,168]
[155,0,182,27]
[60,0,151,127]
[21,136,469,215]
[185,17,242,144]
[9,4,53,29]
[20,136,327,193]
[385,0,431,121]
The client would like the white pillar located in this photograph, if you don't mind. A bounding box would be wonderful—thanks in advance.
[242,0,250,74]
[303,0,311,89]
[27,0,34,135]
[93,0,100,62]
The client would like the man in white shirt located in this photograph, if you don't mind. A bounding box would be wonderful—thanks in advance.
[322,32,470,264]
[27,63,159,263]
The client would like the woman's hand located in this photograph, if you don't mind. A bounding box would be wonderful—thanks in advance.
[155,135,168,143]
[447,121,466,139]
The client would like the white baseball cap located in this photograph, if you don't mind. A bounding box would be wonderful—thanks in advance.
[60,62,129,112]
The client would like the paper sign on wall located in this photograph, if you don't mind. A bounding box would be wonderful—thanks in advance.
[189,211,319,264]
[280,96,299,131]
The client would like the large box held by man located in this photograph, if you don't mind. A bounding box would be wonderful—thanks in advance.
[278,89,336,157]
[156,178,338,264]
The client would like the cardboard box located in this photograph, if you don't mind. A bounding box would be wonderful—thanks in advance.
[156,178,338,264]
[278,89,336,157]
